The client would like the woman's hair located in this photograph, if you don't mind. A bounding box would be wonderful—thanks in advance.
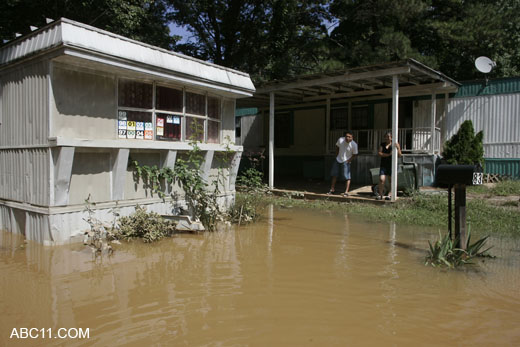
[384,131,392,138]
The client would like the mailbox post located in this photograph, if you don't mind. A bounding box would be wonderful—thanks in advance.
[436,164,483,249]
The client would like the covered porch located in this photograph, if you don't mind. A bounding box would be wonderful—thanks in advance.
[237,59,460,201]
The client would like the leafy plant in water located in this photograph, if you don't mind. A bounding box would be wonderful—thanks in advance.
[130,121,233,231]
[83,195,118,256]
[230,166,269,225]
[425,230,494,268]
[116,205,177,243]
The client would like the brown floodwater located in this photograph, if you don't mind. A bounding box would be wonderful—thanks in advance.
[1,206,520,346]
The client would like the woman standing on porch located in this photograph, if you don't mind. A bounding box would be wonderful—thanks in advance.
[377,132,402,200]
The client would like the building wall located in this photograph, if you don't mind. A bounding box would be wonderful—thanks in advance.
[238,114,264,149]
[0,60,49,147]
[0,148,50,206]
[292,108,325,155]
[447,93,520,159]
[373,102,388,129]
[51,65,117,140]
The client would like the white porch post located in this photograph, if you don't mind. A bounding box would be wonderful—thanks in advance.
[430,90,437,154]
[269,92,275,189]
[391,75,399,202]
[325,98,331,154]
[442,92,449,152]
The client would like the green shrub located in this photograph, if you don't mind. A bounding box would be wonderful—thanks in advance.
[442,120,484,165]
[116,206,177,243]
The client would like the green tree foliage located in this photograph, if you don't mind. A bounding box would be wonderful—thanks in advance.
[442,120,484,165]
[329,0,520,80]
[166,0,331,81]
[0,0,175,49]
[329,0,433,68]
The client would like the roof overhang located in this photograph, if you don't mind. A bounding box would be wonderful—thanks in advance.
[0,18,255,98]
[238,59,460,107]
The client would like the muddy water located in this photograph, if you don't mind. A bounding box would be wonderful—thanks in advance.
[1,207,520,346]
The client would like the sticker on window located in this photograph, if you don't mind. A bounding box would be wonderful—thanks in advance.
[145,130,153,140]
[157,127,164,136]
[157,118,164,127]
[118,120,127,129]
[166,115,173,124]
[136,122,144,131]
[127,121,136,131]
[136,130,144,139]
[118,111,127,120]
[118,129,127,138]
[127,130,136,139]
[173,116,180,124]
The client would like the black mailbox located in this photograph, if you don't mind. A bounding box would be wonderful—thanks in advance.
[436,164,483,187]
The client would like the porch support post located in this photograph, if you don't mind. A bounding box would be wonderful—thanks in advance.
[391,75,399,202]
[442,92,449,152]
[112,148,130,201]
[325,97,331,154]
[53,146,75,206]
[269,92,275,189]
[160,150,177,195]
[228,151,242,192]
[430,90,437,154]
[201,150,214,184]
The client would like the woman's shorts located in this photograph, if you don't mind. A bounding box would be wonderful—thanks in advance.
[379,166,392,177]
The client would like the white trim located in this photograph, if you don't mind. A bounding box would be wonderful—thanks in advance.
[63,48,253,97]
[48,136,243,152]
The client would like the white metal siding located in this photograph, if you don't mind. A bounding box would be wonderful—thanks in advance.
[0,25,61,65]
[447,93,520,158]
[0,148,50,206]
[0,61,49,147]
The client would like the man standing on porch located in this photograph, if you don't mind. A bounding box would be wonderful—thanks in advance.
[328,131,358,196]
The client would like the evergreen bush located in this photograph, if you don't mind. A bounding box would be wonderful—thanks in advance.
[442,120,484,165]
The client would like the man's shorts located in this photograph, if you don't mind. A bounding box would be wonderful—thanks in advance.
[331,160,351,180]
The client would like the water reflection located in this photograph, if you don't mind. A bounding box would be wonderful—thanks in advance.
[1,207,520,346]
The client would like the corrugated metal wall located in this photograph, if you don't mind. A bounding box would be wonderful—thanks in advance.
[0,148,50,206]
[0,60,49,147]
[447,93,520,159]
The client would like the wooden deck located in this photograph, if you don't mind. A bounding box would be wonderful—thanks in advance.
[269,183,390,204]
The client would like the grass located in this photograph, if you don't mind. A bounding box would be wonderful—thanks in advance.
[256,190,520,236]
[468,179,520,196]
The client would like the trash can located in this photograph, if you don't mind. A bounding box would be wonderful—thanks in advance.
[370,163,418,196]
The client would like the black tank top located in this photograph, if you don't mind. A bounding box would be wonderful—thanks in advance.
[380,142,392,169]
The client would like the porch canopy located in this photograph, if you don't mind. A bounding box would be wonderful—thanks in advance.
[237,59,460,201]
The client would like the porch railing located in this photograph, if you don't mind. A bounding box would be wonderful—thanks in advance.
[328,128,440,154]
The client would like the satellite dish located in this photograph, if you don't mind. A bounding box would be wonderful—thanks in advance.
[475,56,496,74]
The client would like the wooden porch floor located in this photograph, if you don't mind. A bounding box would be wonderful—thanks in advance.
[269,178,388,204]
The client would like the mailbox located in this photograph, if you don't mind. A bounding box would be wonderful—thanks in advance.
[435,163,483,250]
[435,164,483,187]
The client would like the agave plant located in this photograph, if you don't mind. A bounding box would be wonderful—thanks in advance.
[425,230,494,268]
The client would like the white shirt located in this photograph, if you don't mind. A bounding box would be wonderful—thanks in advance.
[336,137,358,163]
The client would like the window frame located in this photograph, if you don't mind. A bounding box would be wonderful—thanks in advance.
[116,78,222,144]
